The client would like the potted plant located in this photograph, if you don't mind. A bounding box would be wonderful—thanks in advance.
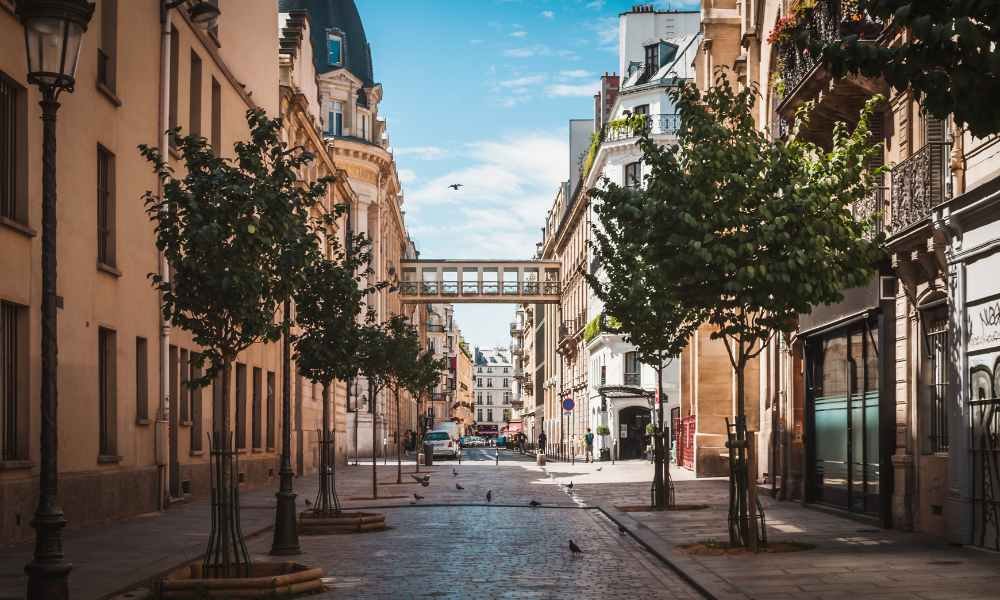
[596,425,611,461]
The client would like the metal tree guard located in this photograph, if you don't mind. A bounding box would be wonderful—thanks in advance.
[204,431,251,578]
[725,418,766,550]
[312,382,342,515]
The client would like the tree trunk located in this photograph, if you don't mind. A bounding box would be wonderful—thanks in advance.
[370,379,377,499]
[652,362,665,509]
[396,386,402,484]
[656,360,672,508]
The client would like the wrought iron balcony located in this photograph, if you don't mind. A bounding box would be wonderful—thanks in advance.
[603,114,681,144]
[775,0,883,103]
[852,186,887,241]
[888,142,951,237]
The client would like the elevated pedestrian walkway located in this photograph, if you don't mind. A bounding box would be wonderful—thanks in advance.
[398,259,562,304]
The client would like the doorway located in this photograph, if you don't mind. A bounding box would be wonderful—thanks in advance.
[618,406,650,460]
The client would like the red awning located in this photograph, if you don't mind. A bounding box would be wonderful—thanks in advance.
[507,422,523,433]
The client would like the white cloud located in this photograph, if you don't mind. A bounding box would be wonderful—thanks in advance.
[588,16,618,51]
[541,10,555,19]
[397,168,417,184]
[503,44,550,58]
[586,0,606,8]
[498,74,546,88]
[509,30,528,38]
[545,82,600,97]
[559,69,591,78]
[394,146,447,160]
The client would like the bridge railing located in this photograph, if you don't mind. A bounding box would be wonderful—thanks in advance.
[399,280,561,298]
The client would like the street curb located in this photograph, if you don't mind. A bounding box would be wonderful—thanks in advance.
[348,502,590,510]
[595,503,750,600]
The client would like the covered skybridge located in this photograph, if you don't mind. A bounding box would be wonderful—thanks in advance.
[398,260,562,304]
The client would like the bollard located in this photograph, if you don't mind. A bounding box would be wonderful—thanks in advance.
[536,453,546,466]
[423,443,433,466]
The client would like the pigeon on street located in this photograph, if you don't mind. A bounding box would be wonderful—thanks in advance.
[420,480,430,487]
[566,481,574,490]
[529,500,541,507]
[453,468,458,477]
[486,490,492,502]
[596,467,603,472]
[413,493,424,501]
[304,499,312,506]
[569,540,583,554]
[456,483,464,490]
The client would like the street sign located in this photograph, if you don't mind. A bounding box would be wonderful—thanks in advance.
[562,397,575,411]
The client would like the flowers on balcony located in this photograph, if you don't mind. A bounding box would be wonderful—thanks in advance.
[767,13,800,45]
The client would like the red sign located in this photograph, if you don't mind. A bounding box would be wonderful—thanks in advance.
[507,422,523,433]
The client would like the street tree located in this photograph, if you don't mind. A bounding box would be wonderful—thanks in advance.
[401,346,449,475]
[585,181,703,510]
[294,226,379,514]
[802,0,1000,137]
[632,74,884,548]
[140,108,325,575]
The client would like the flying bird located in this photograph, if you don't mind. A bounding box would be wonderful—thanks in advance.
[529,500,541,507]
[448,183,463,190]
[456,483,464,491]
[486,490,492,503]
[569,540,583,554]
[413,493,424,501]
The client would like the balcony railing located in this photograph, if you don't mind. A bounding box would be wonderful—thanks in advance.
[399,280,559,297]
[603,114,681,144]
[888,142,951,237]
[853,186,887,241]
[623,372,641,386]
[775,0,883,102]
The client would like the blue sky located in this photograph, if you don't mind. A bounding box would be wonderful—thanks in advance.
[357,0,699,348]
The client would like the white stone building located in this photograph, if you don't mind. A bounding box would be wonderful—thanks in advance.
[473,347,514,439]
[584,6,700,461]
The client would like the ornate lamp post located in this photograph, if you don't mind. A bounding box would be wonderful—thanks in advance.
[15,1,94,598]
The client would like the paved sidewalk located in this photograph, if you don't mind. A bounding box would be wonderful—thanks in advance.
[564,463,1000,600]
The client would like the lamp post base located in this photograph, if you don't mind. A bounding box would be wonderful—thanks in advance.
[25,509,71,600]
[270,486,301,556]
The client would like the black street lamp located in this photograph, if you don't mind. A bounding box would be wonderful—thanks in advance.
[15,1,94,598]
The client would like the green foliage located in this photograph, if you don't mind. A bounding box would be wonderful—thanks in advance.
[596,425,611,436]
[581,130,603,181]
[806,0,1000,136]
[140,109,327,383]
[293,228,383,387]
[634,73,884,371]
[583,314,623,343]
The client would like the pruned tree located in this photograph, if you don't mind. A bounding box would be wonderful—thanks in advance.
[140,108,326,575]
[294,223,379,514]
[625,73,884,548]
[585,177,703,510]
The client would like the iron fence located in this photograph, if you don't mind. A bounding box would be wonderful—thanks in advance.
[889,142,951,236]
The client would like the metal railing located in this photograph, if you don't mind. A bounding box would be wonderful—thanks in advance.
[623,372,641,386]
[603,114,681,144]
[888,142,951,236]
[400,280,560,297]
[853,186,887,240]
[776,0,883,102]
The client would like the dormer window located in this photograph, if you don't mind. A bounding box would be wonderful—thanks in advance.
[644,44,659,76]
[325,101,343,137]
[327,31,343,66]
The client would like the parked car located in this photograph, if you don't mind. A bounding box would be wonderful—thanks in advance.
[425,430,460,459]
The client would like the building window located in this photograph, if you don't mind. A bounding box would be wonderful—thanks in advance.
[189,51,202,136]
[326,101,343,137]
[0,72,27,224]
[503,409,511,421]
[487,379,493,388]
[191,353,203,452]
[134,338,148,423]
[98,327,117,458]
[235,363,246,449]
[97,145,116,267]
[168,25,179,148]
[97,0,117,93]
[476,391,482,403]
[926,318,949,453]
[600,365,607,386]
[504,391,511,404]
[503,367,509,374]
[1,301,28,460]
[477,377,482,387]
[624,351,641,386]
[176,348,190,423]
[211,77,221,152]
[477,409,483,421]
[624,162,641,189]
[252,367,262,449]
[644,43,659,74]
[503,378,509,388]
[266,371,276,449]
[327,31,343,66]
[487,368,493,374]
[487,409,493,421]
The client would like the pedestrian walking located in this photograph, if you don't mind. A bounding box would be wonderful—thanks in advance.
[538,430,547,456]
[584,428,594,463]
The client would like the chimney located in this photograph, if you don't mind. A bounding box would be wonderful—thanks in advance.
[599,73,620,127]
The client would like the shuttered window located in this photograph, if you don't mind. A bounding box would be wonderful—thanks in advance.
[1,301,27,460]
[0,73,27,223]
[97,0,117,92]
[266,371,275,449]
[191,353,203,452]
[235,363,246,449]
[99,328,118,457]
[179,348,190,422]
[189,51,202,137]
[135,337,148,422]
[97,145,116,267]
[252,367,262,449]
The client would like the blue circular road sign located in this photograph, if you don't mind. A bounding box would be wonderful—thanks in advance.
[562,397,575,411]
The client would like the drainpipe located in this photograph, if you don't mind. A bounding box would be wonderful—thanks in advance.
[154,0,174,511]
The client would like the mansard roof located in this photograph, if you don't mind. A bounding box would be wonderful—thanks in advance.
[278,0,375,88]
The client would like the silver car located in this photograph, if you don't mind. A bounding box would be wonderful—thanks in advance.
[424,430,460,459]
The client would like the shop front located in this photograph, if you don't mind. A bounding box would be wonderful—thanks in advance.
[801,277,894,524]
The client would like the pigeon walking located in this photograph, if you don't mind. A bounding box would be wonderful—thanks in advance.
[304,498,312,506]
[566,481,574,490]
[456,483,464,490]
[452,468,458,477]
[420,480,430,487]
[529,500,541,507]
[569,540,583,554]
[413,493,424,501]
[596,467,603,472]
[486,490,492,503]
